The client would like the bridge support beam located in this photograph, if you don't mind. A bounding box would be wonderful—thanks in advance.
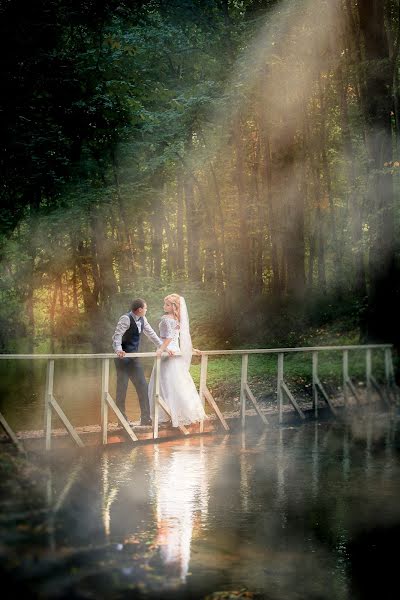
[44,360,84,450]
[277,353,305,423]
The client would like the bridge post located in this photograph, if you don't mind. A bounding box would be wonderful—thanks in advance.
[312,352,318,418]
[44,359,54,450]
[101,358,109,444]
[343,350,348,408]
[199,353,208,433]
[240,354,248,428]
[152,356,160,440]
[366,348,372,404]
[385,348,392,386]
[277,353,284,423]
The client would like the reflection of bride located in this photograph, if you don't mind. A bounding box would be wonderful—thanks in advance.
[148,294,207,427]
[152,439,208,582]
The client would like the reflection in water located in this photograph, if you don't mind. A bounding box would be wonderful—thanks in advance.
[240,431,250,513]
[102,453,113,539]
[100,437,220,585]
[365,417,373,477]
[342,427,350,481]
[45,465,55,553]
[312,422,319,498]
[384,426,394,479]
[275,428,287,531]
[53,459,85,514]
[153,442,203,582]
[2,418,400,599]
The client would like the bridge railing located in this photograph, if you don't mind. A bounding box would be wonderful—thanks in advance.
[0,344,397,451]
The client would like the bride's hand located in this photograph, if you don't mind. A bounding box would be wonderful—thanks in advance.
[167,349,175,356]
[192,348,202,355]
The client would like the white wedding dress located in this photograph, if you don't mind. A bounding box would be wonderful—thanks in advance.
[148,314,206,427]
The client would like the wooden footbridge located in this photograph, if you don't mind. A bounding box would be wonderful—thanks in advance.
[0,344,398,454]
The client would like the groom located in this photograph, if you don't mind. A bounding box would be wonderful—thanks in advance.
[112,298,162,426]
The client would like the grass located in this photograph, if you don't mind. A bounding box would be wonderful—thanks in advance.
[190,346,387,387]
[189,331,389,413]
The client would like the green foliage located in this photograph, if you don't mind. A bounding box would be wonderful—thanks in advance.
[1,0,400,359]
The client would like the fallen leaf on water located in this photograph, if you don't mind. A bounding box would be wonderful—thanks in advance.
[204,590,259,600]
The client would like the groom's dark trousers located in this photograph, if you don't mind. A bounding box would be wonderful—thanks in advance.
[114,357,150,422]
[114,312,151,423]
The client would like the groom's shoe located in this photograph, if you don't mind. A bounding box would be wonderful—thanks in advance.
[140,417,152,426]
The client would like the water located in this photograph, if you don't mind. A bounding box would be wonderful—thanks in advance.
[1,417,400,599]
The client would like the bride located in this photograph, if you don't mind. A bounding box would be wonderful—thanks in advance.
[148,294,207,427]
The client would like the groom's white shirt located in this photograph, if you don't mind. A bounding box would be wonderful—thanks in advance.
[112,312,162,353]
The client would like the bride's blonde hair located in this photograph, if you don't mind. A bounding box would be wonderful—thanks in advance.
[164,294,181,322]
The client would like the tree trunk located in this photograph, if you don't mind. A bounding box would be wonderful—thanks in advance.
[151,197,163,280]
[112,153,136,288]
[307,225,317,291]
[136,215,147,277]
[358,0,397,344]
[337,64,367,301]
[72,264,79,310]
[252,134,265,295]
[163,215,176,277]
[49,279,58,353]
[261,125,281,297]
[234,116,251,296]
[91,210,118,311]
[75,239,98,315]
[176,179,185,274]
[285,174,306,300]
[184,177,201,282]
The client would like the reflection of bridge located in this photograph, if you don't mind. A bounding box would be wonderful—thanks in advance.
[0,344,398,453]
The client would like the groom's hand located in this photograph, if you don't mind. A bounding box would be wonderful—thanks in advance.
[117,350,126,358]
[167,349,175,356]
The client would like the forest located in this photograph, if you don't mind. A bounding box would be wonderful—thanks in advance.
[1,0,399,359]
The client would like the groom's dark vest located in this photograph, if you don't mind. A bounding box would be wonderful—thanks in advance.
[121,313,144,353]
